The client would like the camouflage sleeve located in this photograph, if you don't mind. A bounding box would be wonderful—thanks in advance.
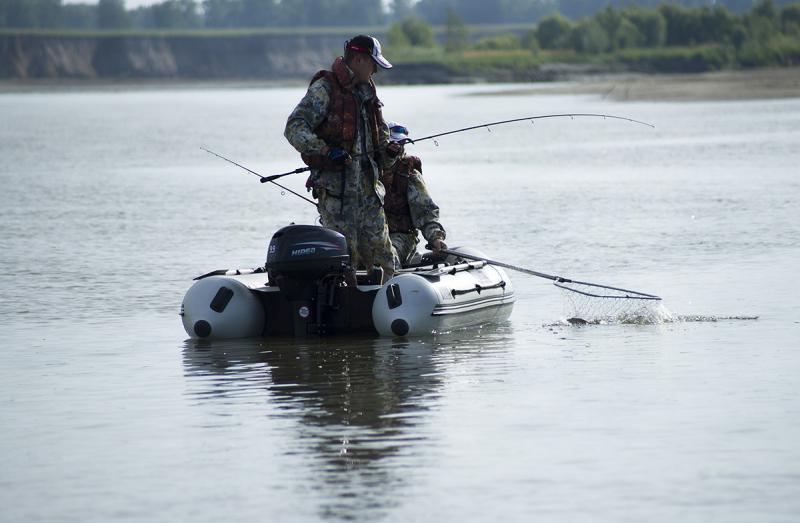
[407,171,446,242]
[377,117,397,170]
[284,78,331,155]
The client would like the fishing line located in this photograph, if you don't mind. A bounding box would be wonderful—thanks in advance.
[201,147,316,206]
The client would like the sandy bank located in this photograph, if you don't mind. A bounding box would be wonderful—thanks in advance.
[469,67,800,102]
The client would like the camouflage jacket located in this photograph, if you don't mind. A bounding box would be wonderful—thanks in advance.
[284,57,394,204]
[381,155,446,244]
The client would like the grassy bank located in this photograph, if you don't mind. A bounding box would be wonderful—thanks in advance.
[384,41,800,82]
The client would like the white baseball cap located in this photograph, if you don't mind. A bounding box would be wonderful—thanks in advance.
[345,35,392,69]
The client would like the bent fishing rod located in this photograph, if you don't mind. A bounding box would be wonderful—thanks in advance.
[258,112,655,183]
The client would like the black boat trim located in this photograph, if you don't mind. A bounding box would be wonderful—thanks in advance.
[451,280,506,297]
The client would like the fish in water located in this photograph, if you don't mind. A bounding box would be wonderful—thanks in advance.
[567,317,588,325]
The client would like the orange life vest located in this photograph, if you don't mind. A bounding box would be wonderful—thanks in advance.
[301,56,386,170]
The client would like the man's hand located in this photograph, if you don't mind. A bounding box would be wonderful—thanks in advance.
[429,239,447,252]
[326,147,352,166]
[386,141,404,159]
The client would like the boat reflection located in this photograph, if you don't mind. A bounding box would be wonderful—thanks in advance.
[181,329,511,518]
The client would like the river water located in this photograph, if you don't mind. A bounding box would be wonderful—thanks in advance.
[1,81,799,522]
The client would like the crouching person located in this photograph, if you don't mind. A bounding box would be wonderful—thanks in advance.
[381,122,447,267]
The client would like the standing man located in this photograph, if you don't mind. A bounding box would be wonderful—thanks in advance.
[381,122,447,267]
[284,34,402,283]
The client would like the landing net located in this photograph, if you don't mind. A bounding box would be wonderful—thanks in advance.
[555,279,670,324]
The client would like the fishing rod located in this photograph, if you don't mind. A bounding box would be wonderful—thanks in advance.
[405,112,654,147]
[201,147,316,206]
[259,112,655,183]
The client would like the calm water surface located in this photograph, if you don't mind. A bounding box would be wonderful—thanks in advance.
[1,82,799,522]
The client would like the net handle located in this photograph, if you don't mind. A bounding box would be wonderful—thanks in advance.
[441,249,662,301]
[553,282,661,300]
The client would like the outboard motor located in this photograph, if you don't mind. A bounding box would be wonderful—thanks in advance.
[265,225,351,335]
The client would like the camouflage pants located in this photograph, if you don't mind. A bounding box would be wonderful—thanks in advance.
[318,190,400,279]
[390,231,420,267]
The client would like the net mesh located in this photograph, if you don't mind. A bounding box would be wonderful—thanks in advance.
[555,280,672,325]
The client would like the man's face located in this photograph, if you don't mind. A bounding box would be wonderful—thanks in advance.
[350,54,377,84]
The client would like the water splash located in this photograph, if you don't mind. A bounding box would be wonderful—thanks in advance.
[560,289,675,325]
[554,304,759,326]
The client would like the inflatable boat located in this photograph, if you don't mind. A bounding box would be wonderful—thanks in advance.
[180,225,515,339]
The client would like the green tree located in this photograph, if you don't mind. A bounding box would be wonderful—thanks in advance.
[33,0,63,28]
[536,13,573,49]
[148,0,201,28]
[389,16,436,48]
[444,7,468,52]
[570,18,609,54]
[622,7,666,47]
[659,4,702,46]
[521,27,540,52]
[388,20,411,47]
[615,18,644,49]
[752,0,778,21]
[781,3,800,34]
[698,6,738,44]
[203,0,236,27]
[743,0,782,43]
[404,16,436,46]
[1,0,36,27]
[0,0,63,28]
[97,0,130,28]
[62,3,96,29]
[596,6,623,51]
[731,23,748,49]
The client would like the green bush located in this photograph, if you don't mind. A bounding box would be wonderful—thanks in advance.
[535,13,572,50]
[570,18,609,54]
[782,4,800,34]
[615,18,645,49]
[444,7,468,52]
[97,0,130,29]
[521,27,539,51]
[698,6,738,44]
[737,34,800,66]
[595,6,622,51]
[622,7,666,48]
[440,51,541,81]
[473,33,522,51]
[387,16,435,48]
[617,45,734,72]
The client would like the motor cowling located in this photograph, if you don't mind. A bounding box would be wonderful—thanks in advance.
[266,225,349,281]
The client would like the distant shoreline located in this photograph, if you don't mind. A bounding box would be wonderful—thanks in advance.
[3,26,799,86]
[3,66,799,102]
[465,67,800,102]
